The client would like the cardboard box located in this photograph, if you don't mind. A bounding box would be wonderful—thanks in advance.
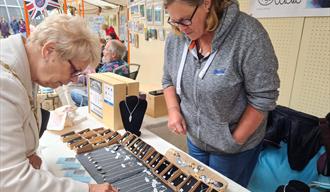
[140,84,167,118]
[88,73,139,130]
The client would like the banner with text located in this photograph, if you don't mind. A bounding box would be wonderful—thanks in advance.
[249,0,330,18]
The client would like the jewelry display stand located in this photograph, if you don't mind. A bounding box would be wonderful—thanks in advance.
[61,129,227,191]
[119,96,147,136]
[61,128,121,154]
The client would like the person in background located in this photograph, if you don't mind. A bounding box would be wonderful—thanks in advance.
[100,38,107,60]
[102,24,120,40]
[0,17,10,38]
[0,14,117,192]
[162,0,280,187]
[98,39,128,76]
[18,18,26,37]
[10,16,19,34]
[71,40,128,107]
[70,65,96,107]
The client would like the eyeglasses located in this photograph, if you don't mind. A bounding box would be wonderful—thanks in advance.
[68,59,82,77]
[167,5,199,27]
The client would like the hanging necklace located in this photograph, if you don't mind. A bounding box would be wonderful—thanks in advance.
[124,97,140,122]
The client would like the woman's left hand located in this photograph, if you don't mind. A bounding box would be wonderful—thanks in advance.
[27,153,42,169]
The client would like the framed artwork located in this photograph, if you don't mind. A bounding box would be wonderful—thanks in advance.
[154,3,163,25]
[158,28,165,41]
[150,28,157,40]
[138,23,145,33]
[130,4,139,16]
[139,3,145,17]
[144,28,149,41]
[146,4,153,25]
[134,34,139,48]
[164,9,169,17]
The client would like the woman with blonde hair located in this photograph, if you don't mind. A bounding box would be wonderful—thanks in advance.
[162,0,280,187]
[0,14,117,192]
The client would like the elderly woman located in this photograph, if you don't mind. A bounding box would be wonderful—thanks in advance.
[0,14,117,192]
[162,0,280,187]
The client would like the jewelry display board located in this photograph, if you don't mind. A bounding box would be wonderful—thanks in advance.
[61,129,227,191]
[61,128,121,154]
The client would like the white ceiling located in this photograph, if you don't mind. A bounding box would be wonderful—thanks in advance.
[66,0,126,15]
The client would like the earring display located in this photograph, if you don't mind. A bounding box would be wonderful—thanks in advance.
[166,149,227,191]
[154,159,170,174]
[138,144,153,159]
[61,130,228,191]
[76,141,172,191]
[150,153,164,169]
[170,172,188,187]
[162,165,179,181]
[178,176,198,192]
[192,181,209,192]
[60,127,121,154]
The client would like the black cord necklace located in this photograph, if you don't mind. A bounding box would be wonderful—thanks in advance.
[124,98,140,122]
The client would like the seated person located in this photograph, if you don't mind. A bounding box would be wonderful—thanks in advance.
[72,40,128,106]
[98,39,129,77]
[71,66,95,107]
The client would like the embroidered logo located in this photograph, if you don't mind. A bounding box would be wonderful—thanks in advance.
[213,69,226,76]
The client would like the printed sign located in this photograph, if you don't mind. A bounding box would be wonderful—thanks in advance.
[104,83,114,106]
[250,0,330,18]
[89,79,103,118]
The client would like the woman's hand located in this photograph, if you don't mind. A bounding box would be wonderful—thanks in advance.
[167,107,187,135]
[27,153,42,169]
[89,183,118,192]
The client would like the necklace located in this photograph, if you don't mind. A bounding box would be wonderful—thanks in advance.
[124,98,140,122]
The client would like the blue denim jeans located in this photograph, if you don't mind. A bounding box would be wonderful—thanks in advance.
[187,138,262,187]
[71,89,88,107]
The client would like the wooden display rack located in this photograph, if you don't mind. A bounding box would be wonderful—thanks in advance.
[61,129,227,191]
[60,127,121,154]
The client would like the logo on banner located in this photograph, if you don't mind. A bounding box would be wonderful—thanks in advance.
[25,0,60,19]
[258,0,302,6]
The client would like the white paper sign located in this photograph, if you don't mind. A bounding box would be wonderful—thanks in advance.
[89,79,103,118]
[250,0,330,18]
[104,84,114,106]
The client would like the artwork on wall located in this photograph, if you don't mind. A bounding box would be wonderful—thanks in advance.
[164,9,169,17]
[130,4,139,16]
[144,28,149,41]
[154,3,163,25]
[138,23,145,34]
[150,28,157,40]
[146,4,153,25]
[134,34,139,48]
[158,28,165,41]
[139,3,145,17]
[129,32,134,43]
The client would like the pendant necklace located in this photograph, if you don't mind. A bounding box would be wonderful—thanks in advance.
[124,98,140,122]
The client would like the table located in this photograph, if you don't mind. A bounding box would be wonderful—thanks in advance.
[39,107,250,192]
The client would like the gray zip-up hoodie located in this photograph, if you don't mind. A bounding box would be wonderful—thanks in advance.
[162,1,280,154]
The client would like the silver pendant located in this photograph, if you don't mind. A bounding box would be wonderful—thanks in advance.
[129,115,132,122]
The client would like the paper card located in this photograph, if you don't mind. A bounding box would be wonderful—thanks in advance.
[60,163,81,169]
[69,175,92,183]
[64,169,86,177]
[104,83,114,106]
[47,111,67,131]
[56,157,77,164]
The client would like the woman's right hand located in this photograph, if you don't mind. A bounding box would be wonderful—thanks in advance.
[89,183,118,192]
[167,107,187,135]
